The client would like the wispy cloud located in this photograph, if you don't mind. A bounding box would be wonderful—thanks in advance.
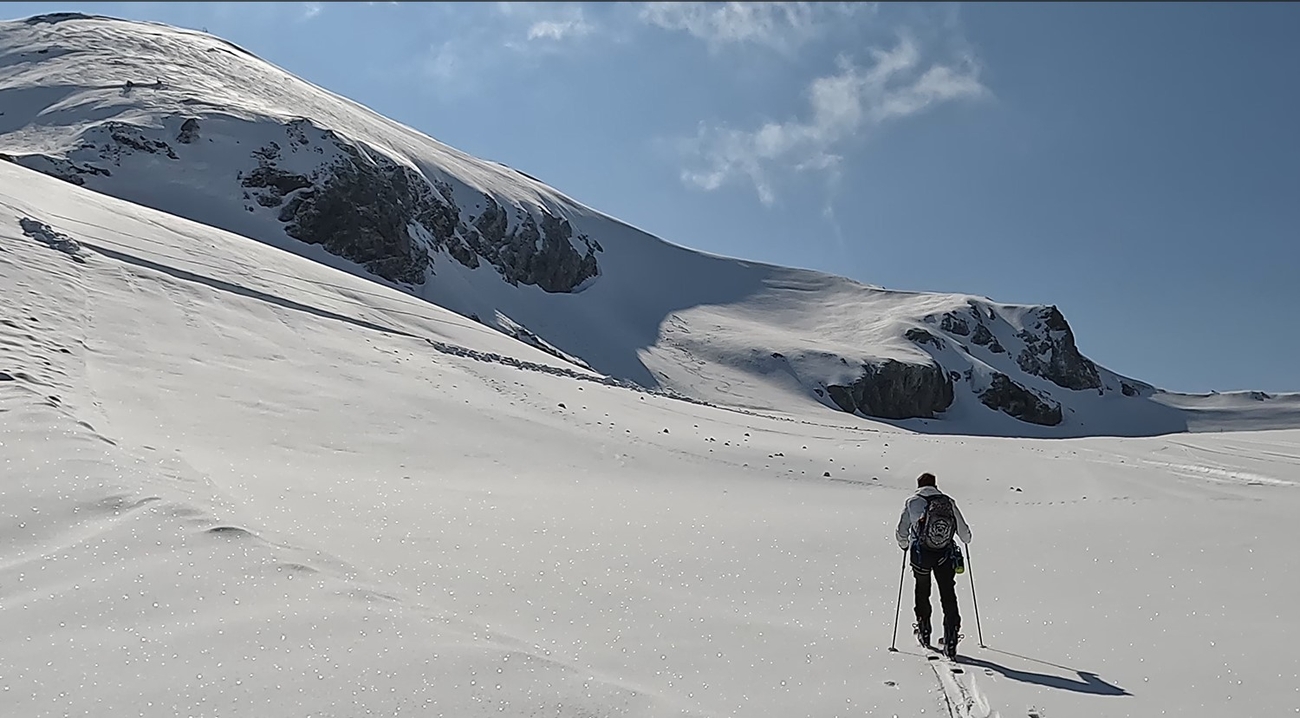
[676,35,987,206]
[516,4,596,46]
[638,2,872,55]
[527,16,594,42]
[301,2,322,21]
[423,3,599,91]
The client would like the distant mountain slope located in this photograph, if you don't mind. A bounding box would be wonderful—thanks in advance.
[1,12,1294,437]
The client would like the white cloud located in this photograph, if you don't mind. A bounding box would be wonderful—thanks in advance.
[423,3,600,90]
[527,17,594,42]
[638,2,871,55]
[491,2,596,44]
[519,5,596,46]
[301,2,322,20]
[677,35,987,206]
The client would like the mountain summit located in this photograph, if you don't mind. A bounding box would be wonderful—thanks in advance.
[1,12,1294,436]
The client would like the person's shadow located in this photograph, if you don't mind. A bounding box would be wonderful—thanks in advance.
[961,647,1131,696]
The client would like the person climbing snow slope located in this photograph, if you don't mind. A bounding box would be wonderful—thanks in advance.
[895,472,972,659]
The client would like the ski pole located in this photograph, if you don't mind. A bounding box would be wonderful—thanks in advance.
[966,542,985,647]
[888,548,906,651]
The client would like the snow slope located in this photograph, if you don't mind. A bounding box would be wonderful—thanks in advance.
[3,12,1293,438]
[4,153,1300,717]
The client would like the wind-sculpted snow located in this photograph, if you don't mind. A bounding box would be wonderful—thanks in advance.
[0,13,1296,438]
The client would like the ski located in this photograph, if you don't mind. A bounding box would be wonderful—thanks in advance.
[926,649,964,673]
[925,640,964,672]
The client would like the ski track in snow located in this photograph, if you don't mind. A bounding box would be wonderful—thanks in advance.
[930,657,1000,718]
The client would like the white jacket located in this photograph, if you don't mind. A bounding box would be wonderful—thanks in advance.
[896,486,972,550]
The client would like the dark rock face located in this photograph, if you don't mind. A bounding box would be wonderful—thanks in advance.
[1015,306,1101,391]
[104,122,178,160]
[176,118,200,144]
[888,301,1131,428]
[970,323,1005,353]
[21,121,181,171]
[826,360,954,420]
[7,154,111,185]
[258,124,600,291]
[9,121,174,184]
[905,327,944,349]
[11,114,602,292]
[940,313,970,336]
[274,141,432,285]
[465,198,600,292]
[242,166,311,203]
[979,373,1062,426]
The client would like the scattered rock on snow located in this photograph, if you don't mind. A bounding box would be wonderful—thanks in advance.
[19,217,85,262]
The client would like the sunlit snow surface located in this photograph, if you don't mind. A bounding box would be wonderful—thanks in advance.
[3,160,1299,717]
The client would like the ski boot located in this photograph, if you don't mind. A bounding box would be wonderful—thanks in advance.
[940,627,961,660]
[913,616,932,648]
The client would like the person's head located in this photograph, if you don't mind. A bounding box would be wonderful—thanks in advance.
[917,472,937,488]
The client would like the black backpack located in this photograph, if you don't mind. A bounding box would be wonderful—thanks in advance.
[918,494,957,551]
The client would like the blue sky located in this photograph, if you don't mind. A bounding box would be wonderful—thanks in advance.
[3,2,1297,393]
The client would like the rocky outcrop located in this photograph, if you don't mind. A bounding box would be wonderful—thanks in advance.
[7,121,174,185]
[176,118,200,144]
[1119,378,1155,398]
[940,313,970,336]
[979,373,1062,426]
[465,198,600,292]
[826,360,954,420]
[1016,306,1101,391]
[240,146,312,209]
[261,124,600,291]
[10,114,602,292]
[272,139,432,285]
[101,122,178,161]
[5,153,110,186]
[969,322,1005,353]
[19,216,86,262]
[905,327,944,350]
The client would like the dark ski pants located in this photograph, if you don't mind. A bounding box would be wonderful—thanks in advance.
[913,561,960,636]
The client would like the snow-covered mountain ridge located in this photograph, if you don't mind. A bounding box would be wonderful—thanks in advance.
[1,12,1295,437]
